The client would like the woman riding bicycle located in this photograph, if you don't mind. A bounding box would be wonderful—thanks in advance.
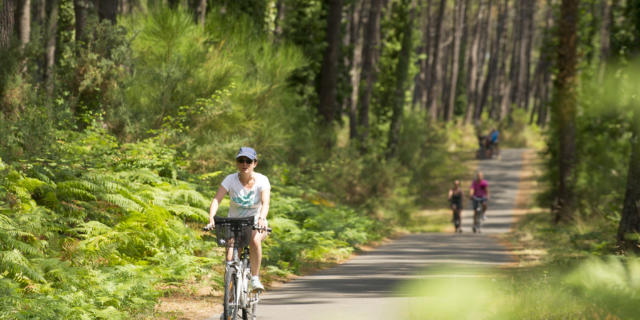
[448,180,464,233]
[207,147,270,292]
[470,171,489,232]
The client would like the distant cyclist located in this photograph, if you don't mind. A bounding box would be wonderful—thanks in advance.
[207,147,270,292]
[448,180,464,233]
[489,128,499,156]
[469,171,489,232]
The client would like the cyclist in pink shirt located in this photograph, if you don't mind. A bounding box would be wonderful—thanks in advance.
[470,171,489,224]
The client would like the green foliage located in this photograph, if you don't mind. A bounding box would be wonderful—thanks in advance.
[396,113,463,207]
[540,61,640,221]
[122,7,227,136]
[372,0,417,130]
[277,0,325,110]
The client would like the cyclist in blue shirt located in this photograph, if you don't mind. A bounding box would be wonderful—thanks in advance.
[489,128,499,156]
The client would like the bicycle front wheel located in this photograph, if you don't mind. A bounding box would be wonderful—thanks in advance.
[223,270,240,320]
[242,272,257,320]
[242,299,256,320]
[473,210,482,233]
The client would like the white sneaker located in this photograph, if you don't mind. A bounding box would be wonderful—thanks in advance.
[250,277,264,292]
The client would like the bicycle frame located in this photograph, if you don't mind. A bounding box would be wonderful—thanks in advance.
[225,245,260,319]
[209,216,268,320]
[471,196,487,233]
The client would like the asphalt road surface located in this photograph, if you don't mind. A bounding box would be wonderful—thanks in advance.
[212,149,525,320]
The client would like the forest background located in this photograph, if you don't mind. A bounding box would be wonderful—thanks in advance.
[1,0,640,319]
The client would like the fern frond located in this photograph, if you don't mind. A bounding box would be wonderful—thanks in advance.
[101,194,144,212]
[9,186,31,202]
[84,172,129,194]
[0,233,41,256]
[0,249,45,282]
[143,187,171,206]
[56,182,97,201]
[73,222,123,262]
[73,221,114,237]
[0,214,41,255]
[17,177,46,193]
[269,216,301,233]
[29,165,55,184]
[115,189,149,210]
[165,204,208,222]
[169,189,208,207]
[117,169,163,185]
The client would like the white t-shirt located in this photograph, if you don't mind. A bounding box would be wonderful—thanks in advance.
[221,172,270,221]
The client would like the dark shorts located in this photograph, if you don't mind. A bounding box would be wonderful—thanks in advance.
[472,197,487,209]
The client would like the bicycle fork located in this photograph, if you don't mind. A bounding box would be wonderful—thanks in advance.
[231,250,261,312]
[241,254,261,307]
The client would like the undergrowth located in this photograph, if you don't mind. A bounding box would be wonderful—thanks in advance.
[0,125,385,319]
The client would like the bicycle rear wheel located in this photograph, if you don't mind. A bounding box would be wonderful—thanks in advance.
[223,270,240,320]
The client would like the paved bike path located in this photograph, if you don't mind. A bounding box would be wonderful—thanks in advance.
[212,149,525,320]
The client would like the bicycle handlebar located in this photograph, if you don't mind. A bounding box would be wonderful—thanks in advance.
[202,224,272,233]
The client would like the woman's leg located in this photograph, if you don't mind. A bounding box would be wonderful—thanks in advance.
[249,230,265,276]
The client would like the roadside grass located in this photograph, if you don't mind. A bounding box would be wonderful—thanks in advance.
[405,209,453,233]
[401,257,640,319]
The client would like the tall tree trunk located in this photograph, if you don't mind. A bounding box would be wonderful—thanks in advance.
[317,0,344,126]
[97,0,117,24]
[74,0,89,50]
[0,0,17,49]
[427,0,446,120]
[530,53,546,124]
[445,0,467,121]
[463,1,482,124]
[387,0,415,158]
[18,0,30,48]
[348,0,365,140]
[519,0,536,110]
[494,0,511,120]
[274,0,286,41]
[440,28,452,118]
[598,0,611,83]
[357,0,382,146]
[44,0,59,96]
[16,0,30,74]
[552,0,579,223]
[508,0,521,108]
[618,111,640,253]
[445,0,469,121]
[531,1,553,126]
[167,0,179,9]
[414,0,432,110]
[188,0,206,28]
[473,0,491,120]
[477,0,500,120]
[119,0,129,15]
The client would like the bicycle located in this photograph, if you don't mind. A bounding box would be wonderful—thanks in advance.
[476,135,493,159]
[471,196,487,233]
[204,215,271,320]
